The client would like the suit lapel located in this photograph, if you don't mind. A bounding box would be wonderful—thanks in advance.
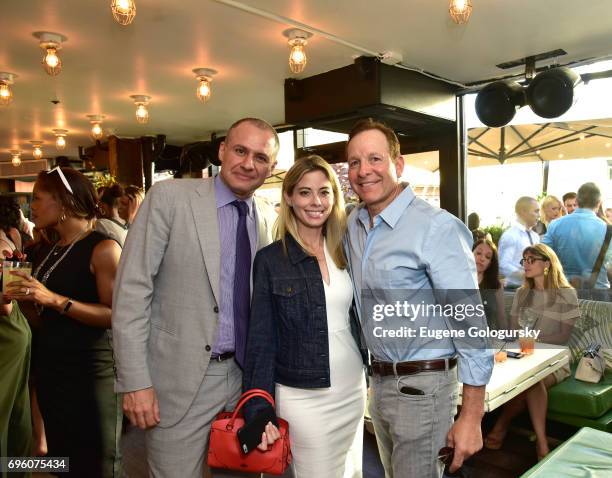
[190,179,221,304]
[254,197,273,250]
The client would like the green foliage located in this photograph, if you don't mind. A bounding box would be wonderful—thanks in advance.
[483,224,508,246]
[536,191,547,202]
[91,172,117,190]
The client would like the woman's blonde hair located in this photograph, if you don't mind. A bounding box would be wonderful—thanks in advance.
[275,155,347,269]
[541,195,564,225]
[521,243,572,292]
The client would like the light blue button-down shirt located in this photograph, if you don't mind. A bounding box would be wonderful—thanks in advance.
[345,184,493,386]
[213,174,258,355]
[542,208,611,289]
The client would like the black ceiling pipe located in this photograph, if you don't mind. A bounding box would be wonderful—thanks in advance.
[527,67,582,118]
[475,81,526,128]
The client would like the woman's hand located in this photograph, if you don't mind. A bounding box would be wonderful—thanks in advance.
[257,422,281,451]
[5,271,63,309]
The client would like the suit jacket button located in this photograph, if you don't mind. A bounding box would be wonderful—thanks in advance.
[205,345,211,352]
[213,306,219,313]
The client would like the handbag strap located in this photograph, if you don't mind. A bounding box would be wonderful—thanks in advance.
[587,224,612,289]
[227,389,275,429]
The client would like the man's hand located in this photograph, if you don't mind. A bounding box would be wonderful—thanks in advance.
[446,414,483,472]
[123,387,161,429]
[446,384,485,473]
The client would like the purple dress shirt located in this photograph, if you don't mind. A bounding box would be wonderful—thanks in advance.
[212,175,258,355]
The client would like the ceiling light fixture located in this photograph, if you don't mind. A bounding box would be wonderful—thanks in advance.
[0,72,17,106]
[10,150,21,167]
[30,140,44,159]
[87,114,106,140]
[111,0,136,25]
[449,0,473,25]
[52,128,68,150]
[192,68,217,102]
[283,28,313,74]
[130,95,151,124]
[33,32,67,76]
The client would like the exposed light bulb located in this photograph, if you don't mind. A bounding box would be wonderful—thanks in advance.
[43,47,62,76]
[135,103,149,123]
[0,82,12,106]
[91,122,103,139]
[288,39,307,73]
[10,150,21,167]
[449,0,473,24]
[56,135,66,150]
[33,146,43,159]
[111,0,136,25]
[197,78,211,102]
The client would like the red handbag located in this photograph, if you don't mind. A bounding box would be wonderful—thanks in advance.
[207,388,291,475]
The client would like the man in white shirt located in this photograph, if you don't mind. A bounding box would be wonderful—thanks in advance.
[499,196,540,288]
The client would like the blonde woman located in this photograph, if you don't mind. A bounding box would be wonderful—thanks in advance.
[534,195,564,236]
[485,243,579,459]
[242,155,367,477]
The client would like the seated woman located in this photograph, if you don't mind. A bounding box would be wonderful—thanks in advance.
[243,155,367,477]
[484,243,579,459]
[473,238,506,330]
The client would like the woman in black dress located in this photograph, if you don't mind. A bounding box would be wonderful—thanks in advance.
[6,167,123,477]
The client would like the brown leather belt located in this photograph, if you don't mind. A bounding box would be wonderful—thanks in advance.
[371,358,457,376]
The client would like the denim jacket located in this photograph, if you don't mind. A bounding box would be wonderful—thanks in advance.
[242,233,366,422]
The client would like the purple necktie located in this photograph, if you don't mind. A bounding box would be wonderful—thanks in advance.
[232,200,251,368]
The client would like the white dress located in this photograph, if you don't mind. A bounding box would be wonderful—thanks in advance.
[275,241,367,478]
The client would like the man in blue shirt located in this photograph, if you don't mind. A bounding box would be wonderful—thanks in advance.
[543,182,611,291]
[345,119,493,477]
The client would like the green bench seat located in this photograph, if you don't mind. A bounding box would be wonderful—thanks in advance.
[548,365,612,419]
[521,427,612,477]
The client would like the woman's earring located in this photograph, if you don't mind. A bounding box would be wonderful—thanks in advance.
[59,211,67,223]
[544,267,549,276]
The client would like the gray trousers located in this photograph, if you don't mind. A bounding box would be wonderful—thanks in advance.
[145,359,255,478]
[369,367,458,478]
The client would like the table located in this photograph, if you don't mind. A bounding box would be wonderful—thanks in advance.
[458,342,570,412]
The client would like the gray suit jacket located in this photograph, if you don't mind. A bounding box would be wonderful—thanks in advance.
[112,178,276,427]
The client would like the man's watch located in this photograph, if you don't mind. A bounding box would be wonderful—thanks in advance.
[61,298,74,315]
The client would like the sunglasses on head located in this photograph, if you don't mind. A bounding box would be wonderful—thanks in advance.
[47,166,74,195]
[520,256,547,266]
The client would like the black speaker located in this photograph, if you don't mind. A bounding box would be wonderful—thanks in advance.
[475,81,526,127]
[526,67,581,118]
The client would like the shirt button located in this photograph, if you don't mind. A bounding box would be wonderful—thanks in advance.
[213,306,219,313]
[205,345,211,352]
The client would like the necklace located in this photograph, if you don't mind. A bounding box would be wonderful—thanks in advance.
[32,229,90,315]
[33,229,90,286]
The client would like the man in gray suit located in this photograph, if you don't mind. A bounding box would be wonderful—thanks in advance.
[112,117,279,477]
